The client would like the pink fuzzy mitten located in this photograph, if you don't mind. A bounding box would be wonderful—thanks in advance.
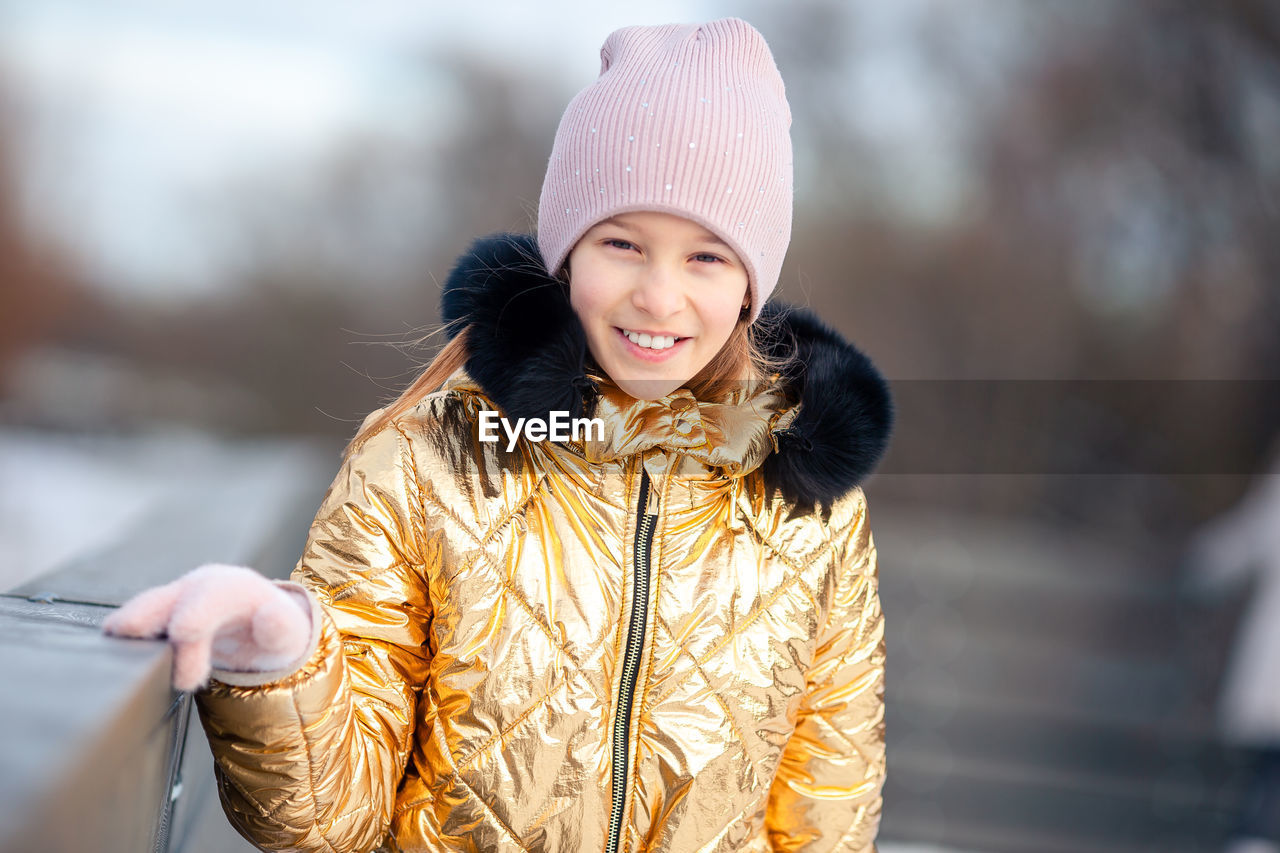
[102,563,313,691]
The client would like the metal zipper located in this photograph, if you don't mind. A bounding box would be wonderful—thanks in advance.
[605,468,658,853]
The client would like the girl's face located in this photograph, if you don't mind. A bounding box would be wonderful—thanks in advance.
[566,211,749,401]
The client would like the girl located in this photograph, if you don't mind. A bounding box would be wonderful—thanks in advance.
[103,18,893,853]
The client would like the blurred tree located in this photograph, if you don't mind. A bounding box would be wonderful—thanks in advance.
[49,51,562,436]
[969,0,1280,381]
[962,0,1280,524]
[16,4,1279,533]
[0,85,79,399]
[749,0,1280,531]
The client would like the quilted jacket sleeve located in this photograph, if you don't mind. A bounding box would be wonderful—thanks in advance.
[194,419,434,852]
[765,487,886,853]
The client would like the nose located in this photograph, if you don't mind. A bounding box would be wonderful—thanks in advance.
[631,262,685,319]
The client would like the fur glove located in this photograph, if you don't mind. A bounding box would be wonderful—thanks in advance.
[102,563,313,691]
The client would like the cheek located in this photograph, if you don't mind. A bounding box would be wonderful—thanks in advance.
[566,258,613,328]
[569,285,606,330]
[707,289,748,339]
[570,294,626,363]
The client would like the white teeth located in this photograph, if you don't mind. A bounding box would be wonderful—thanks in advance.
[623,329,678,350]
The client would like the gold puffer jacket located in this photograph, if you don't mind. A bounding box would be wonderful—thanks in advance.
[195,234,894,853]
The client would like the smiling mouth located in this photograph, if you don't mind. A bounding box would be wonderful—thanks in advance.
[618,328,685,351]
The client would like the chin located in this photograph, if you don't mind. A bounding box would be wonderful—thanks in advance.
[611,376,685,400]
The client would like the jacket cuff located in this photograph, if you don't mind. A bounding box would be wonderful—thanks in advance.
[207,581,325,688]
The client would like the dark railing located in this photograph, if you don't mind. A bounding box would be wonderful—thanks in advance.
[0,433,335,853]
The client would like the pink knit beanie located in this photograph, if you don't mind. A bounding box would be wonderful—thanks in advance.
[537,18,793,323]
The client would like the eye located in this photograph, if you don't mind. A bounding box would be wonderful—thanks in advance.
[692,253,725,264]
[603,238,636,251]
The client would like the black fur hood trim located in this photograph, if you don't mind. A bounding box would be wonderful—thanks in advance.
[441,233,893,505]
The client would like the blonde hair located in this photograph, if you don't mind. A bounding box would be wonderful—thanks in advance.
[344,327,470,456]
[345,285,790,456]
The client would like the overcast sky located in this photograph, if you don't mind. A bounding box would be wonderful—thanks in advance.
[0,0,987,301]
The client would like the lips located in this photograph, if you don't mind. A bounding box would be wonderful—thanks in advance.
[620,328,682,350]
[614,327,687,361]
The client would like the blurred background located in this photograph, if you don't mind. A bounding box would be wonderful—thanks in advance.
[2,1,1279,851]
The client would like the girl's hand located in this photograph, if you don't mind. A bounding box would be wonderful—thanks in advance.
[102,564,313,691]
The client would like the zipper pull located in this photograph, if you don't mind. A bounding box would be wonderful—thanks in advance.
[645,477,661,516]
[639,454,667,517]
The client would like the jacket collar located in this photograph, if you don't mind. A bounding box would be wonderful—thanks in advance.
[440,233,893,506]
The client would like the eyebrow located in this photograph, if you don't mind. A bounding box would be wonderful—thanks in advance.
[596,216,731,249]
